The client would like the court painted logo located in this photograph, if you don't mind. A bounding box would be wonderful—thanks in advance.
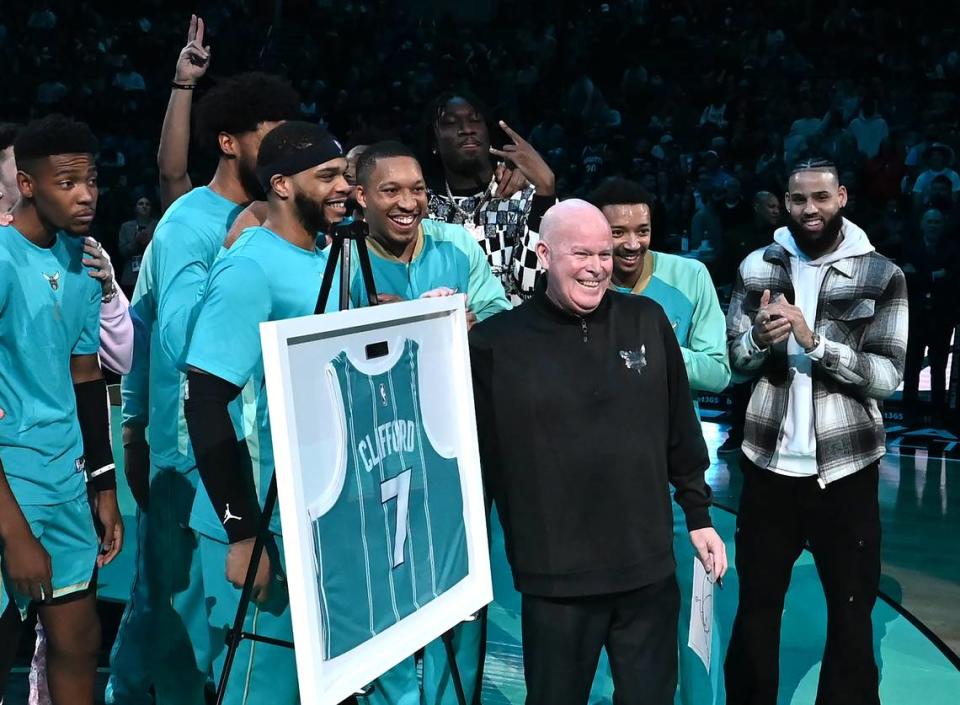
[619,345,647,375]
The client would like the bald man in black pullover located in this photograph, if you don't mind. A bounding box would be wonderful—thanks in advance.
[469,199,727,705]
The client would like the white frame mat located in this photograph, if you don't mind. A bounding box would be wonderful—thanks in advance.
[260,295,492,705]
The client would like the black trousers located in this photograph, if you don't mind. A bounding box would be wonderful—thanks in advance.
[724,460,881,705]
[728,381,752,442]
[902,311,954,413]
[521,575,679,705]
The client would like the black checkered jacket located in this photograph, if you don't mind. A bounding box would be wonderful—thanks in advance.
[428,184,549,305]
[726,227,908,484]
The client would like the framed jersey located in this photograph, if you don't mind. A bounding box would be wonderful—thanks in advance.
[260,295,492,705]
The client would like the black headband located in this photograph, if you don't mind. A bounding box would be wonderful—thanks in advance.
[256,137,344,190]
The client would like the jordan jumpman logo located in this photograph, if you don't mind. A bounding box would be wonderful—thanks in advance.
[222,504,243,525]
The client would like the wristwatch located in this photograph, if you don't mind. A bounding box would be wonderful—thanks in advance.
[804,333,821,353]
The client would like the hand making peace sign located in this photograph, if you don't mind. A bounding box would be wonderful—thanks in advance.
[173,14,211,86]
[490,120,556,198]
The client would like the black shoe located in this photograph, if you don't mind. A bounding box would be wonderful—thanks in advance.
[718,435,742,454]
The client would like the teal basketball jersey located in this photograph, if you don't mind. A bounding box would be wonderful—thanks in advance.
[310,339,468,660]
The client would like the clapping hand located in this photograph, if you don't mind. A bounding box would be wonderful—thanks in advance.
[765,295,815,350]
[751,289,791,348]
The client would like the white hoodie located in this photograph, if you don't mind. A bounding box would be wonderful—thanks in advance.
[766,219,875,476]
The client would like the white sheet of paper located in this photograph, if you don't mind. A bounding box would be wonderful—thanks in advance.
[688,557,715,671]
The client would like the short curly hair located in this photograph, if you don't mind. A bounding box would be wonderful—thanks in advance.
[13,115,98,172]
[0,123,21,152]
[194,72,301,154]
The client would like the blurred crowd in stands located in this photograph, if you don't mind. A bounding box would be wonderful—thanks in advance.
[2,0,959,421]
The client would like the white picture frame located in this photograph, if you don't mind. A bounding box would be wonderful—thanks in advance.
[260,295,492,705]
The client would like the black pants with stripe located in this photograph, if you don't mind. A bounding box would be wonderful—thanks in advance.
[521,575,680,705]
[724,460,881,705]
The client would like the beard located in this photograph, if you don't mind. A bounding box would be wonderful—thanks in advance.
[786,209,844,256]
[238,158,266,202]
[294,192,328,234]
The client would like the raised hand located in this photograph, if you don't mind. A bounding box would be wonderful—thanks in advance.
[490,120,555,198]
[174,14,211,86]
[493,161,530,200]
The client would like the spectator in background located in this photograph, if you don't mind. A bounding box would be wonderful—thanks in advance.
[690,188,724,278]
[872,198,909,263]
[863,138,909,205]
[117,196,156,296]
[26,2,57,30]
[113,56,146,92]
[902,208,960,427]
[918,173,958,213]
[912,143,960,205]
[718,177,752,233]
[528,104,566,156]
[848,97,889,159]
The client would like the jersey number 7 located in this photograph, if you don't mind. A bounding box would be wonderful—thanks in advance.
[380,468,412,568]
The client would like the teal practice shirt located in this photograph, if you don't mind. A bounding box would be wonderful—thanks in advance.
[0,226,100,504]
[352,219,510,322]
[612,250,730,394]
[185,226,335,539]
[120,186,243,473]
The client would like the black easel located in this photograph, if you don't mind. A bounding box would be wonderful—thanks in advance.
[216,218,469,705]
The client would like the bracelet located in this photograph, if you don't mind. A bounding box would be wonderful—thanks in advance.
[87,465,117,492]
[171,81,196,90]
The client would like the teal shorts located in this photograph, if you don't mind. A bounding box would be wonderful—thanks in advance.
[0,493,99,618]
[200,533,299,705]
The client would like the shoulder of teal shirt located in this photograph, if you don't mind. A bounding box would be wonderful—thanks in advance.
[153,186,243,250]
[420,217,474,246]
[648,250,710,292]
[421,219,512,320]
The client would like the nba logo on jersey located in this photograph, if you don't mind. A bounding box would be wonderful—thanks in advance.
[310,339,469,660]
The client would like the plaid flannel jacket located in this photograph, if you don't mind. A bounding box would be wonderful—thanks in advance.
[428,184,542,305]
[727,233,908,484]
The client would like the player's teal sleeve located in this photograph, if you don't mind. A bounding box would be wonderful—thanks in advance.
[72,276,101,356]
[185,257,272,388]
[459,230,511,322]
[153,221,217,367]
[680,262,731,393]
